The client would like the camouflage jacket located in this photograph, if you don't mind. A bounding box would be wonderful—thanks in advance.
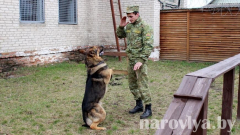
[116,17,153,64]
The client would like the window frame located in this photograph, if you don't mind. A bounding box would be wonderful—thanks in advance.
[19,0,45,23]
[166,0,178,5]
[58,0,78,25]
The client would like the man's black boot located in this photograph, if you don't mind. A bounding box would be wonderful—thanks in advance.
[140,104,152,119]
[129,99,143,114]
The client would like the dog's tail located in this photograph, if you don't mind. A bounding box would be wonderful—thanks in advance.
[82,110,90,127]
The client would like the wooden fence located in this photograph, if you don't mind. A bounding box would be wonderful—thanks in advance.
[155,53,240,135]
[160,9,240,62]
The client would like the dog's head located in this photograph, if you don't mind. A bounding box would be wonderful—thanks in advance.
[79,46,104,68]
[79,46,104,57]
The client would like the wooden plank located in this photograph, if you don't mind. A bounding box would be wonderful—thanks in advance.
[187,53,240,79]
[155,76,198,135]
[110,0,121,61]
[220,68,235,135]
[189,54,240,58]
[238,65,240,120]
[187,11,240,62]
[160,12,187,61]
[172,78,213,134]
[189,58,228,63]
[173,94,202,100]
[112,69,128,75]
[160,11,240,62]
[202,93,208,135]
[189,53,240,57]
[187,11,190,61]
[160,8,240,13]
[190,55,240,59]
[189,47,240,50]
[160,58,187,61]
[103,52,127,56]
[160,51,187,53]
[192,92,208,135]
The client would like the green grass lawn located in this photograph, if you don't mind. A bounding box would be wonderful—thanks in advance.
[0,56,240,135]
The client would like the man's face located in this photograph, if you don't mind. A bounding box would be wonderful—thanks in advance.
[127,12,139,23]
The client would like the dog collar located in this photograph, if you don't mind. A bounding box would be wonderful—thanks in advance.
[89,61,105,68]
[89,63,107,75]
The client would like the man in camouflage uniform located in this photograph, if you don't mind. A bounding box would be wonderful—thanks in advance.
[116,6,153,119]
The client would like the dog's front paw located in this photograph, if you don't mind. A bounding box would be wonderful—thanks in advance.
[100,127,106,130]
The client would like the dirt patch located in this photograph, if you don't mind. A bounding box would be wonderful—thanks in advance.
[0,59,21,73]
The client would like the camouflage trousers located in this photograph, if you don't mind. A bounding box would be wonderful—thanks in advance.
[128,61,152,104]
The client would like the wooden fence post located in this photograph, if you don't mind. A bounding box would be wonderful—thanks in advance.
[110,0,121,61]
[187,11,190,61]
[220,68,235,135]
[192,92,208,135]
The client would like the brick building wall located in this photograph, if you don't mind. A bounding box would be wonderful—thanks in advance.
[0,0,161,72]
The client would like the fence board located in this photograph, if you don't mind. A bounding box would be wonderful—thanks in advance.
[187,53,240,79]
[160,10,240,62]
[172,78,213,134]
[155,76,197,135]
[220,69,235,135]
[160,12,187,60]
[103,52,127,56]
[192,92,208,135]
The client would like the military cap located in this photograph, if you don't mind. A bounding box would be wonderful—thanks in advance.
[125,6,139,13]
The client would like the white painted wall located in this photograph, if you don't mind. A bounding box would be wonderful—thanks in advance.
[120,0,160,47]
[0,0,160,61]
[0,0,89,53]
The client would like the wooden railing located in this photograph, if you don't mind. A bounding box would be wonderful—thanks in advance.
[155,53,240,135]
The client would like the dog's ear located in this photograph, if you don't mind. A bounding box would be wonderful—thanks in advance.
[89,50,95,57]
[79,49,86,55]
[99,46,104,55]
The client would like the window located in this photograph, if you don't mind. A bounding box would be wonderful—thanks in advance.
[20,0,44,23]
[59,0,77,24]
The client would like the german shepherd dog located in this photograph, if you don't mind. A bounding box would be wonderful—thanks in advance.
[79,46,112,130]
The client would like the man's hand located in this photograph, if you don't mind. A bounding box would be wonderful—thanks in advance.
[134,62,142,70]
[120,16,129,27]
